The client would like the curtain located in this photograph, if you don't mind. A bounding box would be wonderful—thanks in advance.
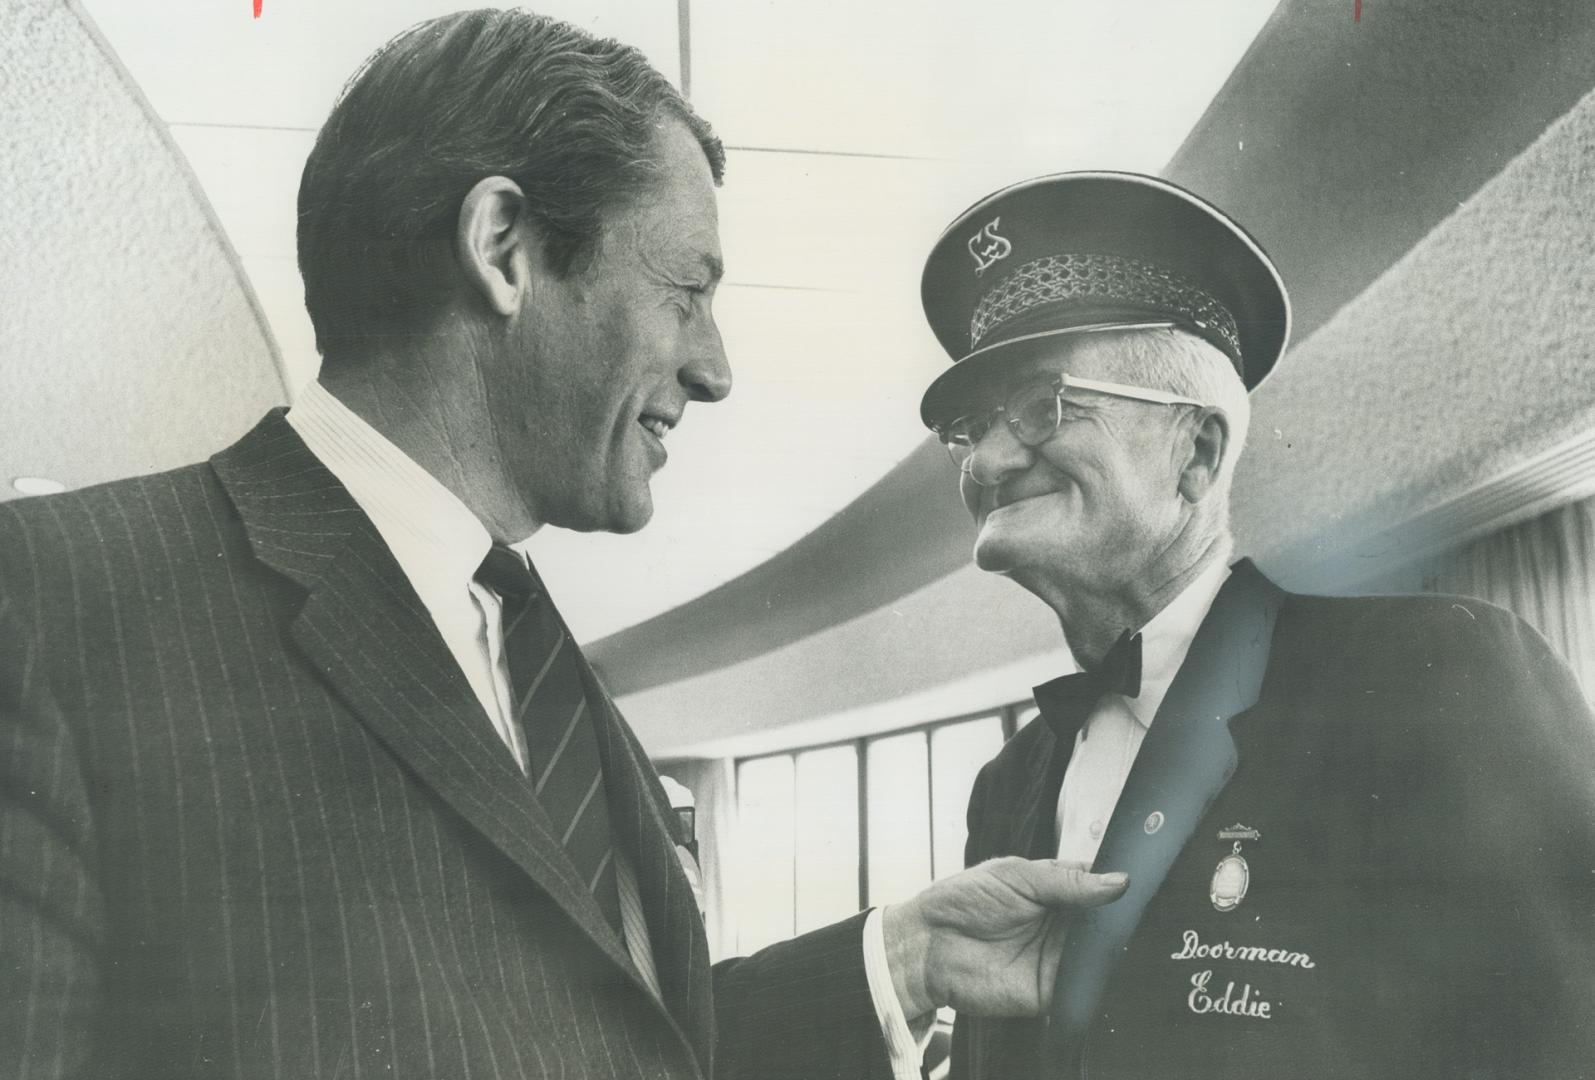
[653,756,738,961]
[1366,495,1595,702]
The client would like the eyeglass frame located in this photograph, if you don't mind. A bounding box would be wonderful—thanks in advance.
[936,373,1207,480]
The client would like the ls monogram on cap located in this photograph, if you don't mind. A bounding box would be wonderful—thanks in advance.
[967,217,1012,276]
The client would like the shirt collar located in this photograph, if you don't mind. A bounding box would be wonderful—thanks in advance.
[1127,543,1234,727]
[285,380,494,605]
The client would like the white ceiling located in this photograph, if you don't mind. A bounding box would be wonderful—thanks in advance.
[76,0,1277,642]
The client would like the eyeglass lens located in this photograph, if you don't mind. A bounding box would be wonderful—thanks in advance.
[943,379,1064,472]
[1008,382,1063,443]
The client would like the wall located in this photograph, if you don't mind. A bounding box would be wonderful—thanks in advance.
[0,0,287,500]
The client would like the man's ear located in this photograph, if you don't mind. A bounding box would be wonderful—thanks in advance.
[456,176,534,317]
[1176,407,1230,504]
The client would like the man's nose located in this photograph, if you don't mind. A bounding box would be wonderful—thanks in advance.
[964,420,1033,487]
[682,319,731,403]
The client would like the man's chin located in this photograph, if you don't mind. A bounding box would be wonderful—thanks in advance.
[594,492,653,535]
[546,487,653,535]
[606,506,652,535]
[971,526,1023,574]
[606,482,656,534]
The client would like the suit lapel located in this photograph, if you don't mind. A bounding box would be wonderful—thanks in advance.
[1042,561,1285,1067]
[209,412,642,981]
[582,665,716,1073]
[1012,713,1077,860]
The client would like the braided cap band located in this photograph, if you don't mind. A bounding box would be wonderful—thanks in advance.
[969,253,1242,361]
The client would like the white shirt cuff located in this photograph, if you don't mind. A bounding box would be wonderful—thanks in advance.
[863,906,936,1080]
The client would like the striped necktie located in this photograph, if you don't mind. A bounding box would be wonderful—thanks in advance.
[476,545,623,936]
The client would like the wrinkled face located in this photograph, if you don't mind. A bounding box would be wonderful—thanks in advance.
[490,119,729,534]
[956,341,1188,600]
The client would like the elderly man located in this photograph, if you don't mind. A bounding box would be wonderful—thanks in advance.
[0,14,1125,1080]
[919,173,1595,1079]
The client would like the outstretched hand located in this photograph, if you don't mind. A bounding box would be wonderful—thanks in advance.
[881,857,1128,1019]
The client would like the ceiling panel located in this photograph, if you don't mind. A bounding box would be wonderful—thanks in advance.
[168,125,310,260]
[239,255,320,387]
[714,147,1019,299]
[167,123,319,386]
[692,0,1278,164]
[77,0,681,129]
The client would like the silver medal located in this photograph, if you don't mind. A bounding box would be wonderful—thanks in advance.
[1210,824,1260,912]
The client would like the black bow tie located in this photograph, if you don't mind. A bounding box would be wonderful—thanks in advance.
[1032,629,1143,742]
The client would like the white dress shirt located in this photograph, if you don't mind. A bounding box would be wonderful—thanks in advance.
[287,383,921,1072]
[1054,550,1234,866]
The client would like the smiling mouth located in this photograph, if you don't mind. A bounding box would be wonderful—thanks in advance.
[991,490,1042,511]
[639,414,675,440]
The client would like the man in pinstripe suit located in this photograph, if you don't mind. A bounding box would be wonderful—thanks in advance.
[0,10,1129,1079]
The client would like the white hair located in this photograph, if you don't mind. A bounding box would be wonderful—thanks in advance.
[1081,327,1251,525]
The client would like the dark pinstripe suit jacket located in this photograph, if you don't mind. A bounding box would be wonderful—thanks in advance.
[0,411,891,1080]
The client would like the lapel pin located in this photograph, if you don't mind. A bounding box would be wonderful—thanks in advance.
[1144,810,1165,834]
[1211,823,1260,912]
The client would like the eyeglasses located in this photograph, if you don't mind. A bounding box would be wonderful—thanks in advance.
[937,374,1205,479]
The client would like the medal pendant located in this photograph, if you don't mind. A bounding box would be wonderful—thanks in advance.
[1210,843,1249,911]
[1210,824,1259,912]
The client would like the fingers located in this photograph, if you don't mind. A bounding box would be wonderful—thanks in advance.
[984,856,1129,909]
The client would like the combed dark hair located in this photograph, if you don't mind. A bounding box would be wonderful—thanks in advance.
[297,8,724,363]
